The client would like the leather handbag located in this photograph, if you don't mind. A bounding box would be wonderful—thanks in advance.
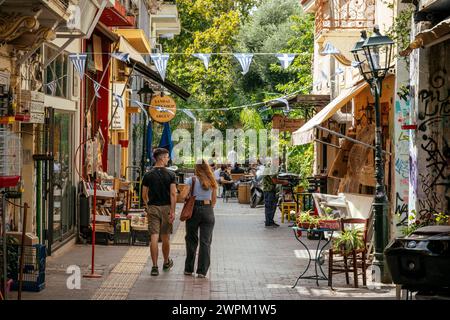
[180,177,196,221]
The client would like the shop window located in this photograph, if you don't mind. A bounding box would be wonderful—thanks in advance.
[43,44,70,99]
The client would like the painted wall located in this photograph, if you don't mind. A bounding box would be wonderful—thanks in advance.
[409,34,450,218]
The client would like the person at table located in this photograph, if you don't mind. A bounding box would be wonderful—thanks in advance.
[231,163,245,174]
[220,165,236,191]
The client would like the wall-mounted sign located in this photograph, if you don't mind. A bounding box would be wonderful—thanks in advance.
[22,90,45,124]
[272,114,304,132]
[110,84,126,130]
[150,95,176,123]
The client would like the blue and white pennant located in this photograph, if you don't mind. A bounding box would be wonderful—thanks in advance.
[150,54,170,81]
[234,53,254,75]
[276,54,297,69]
[68,53,87,80]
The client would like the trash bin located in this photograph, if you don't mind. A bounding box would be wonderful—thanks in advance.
[384,225,450,291]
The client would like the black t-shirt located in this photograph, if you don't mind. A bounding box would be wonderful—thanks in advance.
[231,167,245,174]
[142,167,176,206]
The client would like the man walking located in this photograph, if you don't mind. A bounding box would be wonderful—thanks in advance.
[142,148,177,276]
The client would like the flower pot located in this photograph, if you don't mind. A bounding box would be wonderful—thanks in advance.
[319,219,340,230]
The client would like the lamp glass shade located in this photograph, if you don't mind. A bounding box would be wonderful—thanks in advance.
[361,28,394,80]
[351,35,372,83]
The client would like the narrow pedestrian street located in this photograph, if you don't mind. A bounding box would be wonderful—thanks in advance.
[13,201,395,300]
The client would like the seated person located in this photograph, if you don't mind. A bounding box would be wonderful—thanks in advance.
[220,165,237,191]
[231,163,245,174]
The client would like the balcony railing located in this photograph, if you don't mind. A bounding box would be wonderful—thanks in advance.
[315,0,375,37]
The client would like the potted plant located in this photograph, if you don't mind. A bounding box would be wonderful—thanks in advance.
[333,229,365,254]
[296,210,320,230]
[400,210,450,236]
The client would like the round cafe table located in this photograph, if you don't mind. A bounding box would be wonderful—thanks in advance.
[291,226,335,288]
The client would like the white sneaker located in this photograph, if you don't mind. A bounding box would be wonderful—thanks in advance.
[197,274,206,278]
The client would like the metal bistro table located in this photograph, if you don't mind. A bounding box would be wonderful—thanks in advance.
[292,226,334,288]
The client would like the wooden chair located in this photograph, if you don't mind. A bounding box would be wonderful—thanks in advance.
[328,218,371,288]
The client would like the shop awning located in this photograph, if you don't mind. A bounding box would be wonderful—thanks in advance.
[118,36,146,64]
[292,81,369,145]
[400,17,450,56]
[126,59,191,101]
[114,29,152,54]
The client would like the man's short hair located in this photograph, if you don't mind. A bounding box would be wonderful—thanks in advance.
[153,148,169,160]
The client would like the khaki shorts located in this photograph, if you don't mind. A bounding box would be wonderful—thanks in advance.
[147,205,172,235]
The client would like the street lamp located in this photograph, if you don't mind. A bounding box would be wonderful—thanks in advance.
[137,81,154,175]
[351,27,394,283]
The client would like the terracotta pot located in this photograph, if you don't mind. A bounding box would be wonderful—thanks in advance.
[319,219,340,230]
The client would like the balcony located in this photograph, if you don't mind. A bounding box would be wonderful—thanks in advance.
[300,0,318,14]
[315,0,375,38]
[150,2,181,38]
[100,0,135,27]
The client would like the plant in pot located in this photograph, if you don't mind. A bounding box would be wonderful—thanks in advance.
[332,228,365,254]
[296,210,320,230]
[317,205,341,230]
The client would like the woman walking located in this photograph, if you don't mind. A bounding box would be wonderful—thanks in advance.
[184,160,218,278]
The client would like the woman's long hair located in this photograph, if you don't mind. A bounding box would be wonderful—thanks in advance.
[195,160,218,190]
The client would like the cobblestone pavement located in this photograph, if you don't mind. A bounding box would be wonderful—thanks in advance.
[10,200,397,300]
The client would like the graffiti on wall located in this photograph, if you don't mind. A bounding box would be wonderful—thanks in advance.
[394,93,411,228]
[416,68,450,216]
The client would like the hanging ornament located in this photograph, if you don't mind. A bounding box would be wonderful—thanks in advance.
[234,53,254,75]
[150,54,170,81]
[276,54,297,69]
[193,53,212,70]
[68,53,87,80]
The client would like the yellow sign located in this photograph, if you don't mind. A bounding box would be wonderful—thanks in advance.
[150,95,176,123]
[120,219,130,233]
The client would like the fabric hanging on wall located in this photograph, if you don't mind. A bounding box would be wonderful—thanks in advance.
[276,54,296,69]
[193,53,212,70]
[150,53,170,81]
[234,53,254,75]
[68,53,87,80]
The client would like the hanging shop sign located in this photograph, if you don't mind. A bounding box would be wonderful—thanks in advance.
[150,95,176,123]
[272,114,304,133]
[22,90,45,124]
[110,83,126,130]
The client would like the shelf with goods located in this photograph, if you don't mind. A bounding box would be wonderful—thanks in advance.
[82,180,116,244]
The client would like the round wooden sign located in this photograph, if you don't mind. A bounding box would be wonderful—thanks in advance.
[149,95,177,123]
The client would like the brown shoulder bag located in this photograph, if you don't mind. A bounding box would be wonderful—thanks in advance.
[180,177,196,221]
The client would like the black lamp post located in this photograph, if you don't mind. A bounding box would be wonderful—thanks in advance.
[351,27,394,283]
[137,81,154,175]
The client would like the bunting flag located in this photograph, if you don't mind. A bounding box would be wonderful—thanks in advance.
[93,81,101,98]
[46,80,57,96]
[150,54,170,81]
[234,53,254,75]
[334,67,344,76]
[274,98,290,115]
[320,42,340,55]
[193,53,212,70]
[155,106,175,115]
[111,52,130,63]
[113,93,124,109]
[351,60,363,68]
[68,53,87,80]
[276,54,296,69]
[182,109,197,122]
[134,100,150,123]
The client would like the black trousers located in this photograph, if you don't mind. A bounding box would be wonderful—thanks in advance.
[184,204,215,275]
